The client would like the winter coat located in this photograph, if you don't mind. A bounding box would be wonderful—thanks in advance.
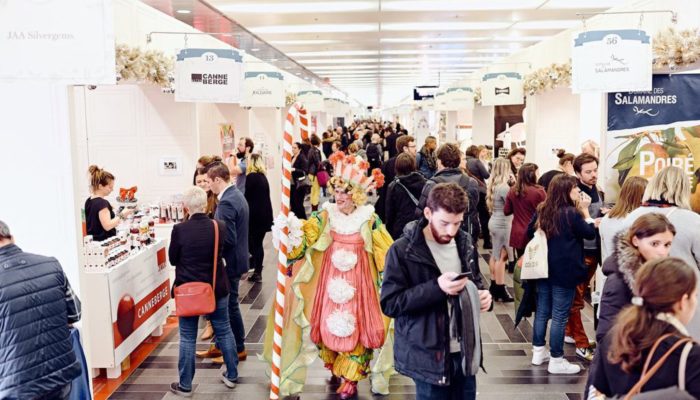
[416,168,481,238]
[386,172,427,239]
[504,186,546,249]
[0,245,82,399]
[374,155,398,221]
[381,218,485,386]
[596,231,640,343]
[416,147,437,179]
[465,156,489,193]
[245,172,274,237]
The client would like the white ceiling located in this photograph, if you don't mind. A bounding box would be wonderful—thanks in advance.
[205,0,629,107]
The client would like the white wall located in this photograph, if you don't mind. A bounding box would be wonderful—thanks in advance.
[472,105,495,147]
[72,85,198,205]
[525,87,581,172]
[249,108,283,215]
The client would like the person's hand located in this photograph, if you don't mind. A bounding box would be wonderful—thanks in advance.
[578,192,592,210]
[120,208,134,218]
[478,290,492,312]
[438,272,469,295]
[601,207,611,215]
[594,217,602,229]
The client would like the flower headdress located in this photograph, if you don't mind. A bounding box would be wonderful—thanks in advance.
[327,151,385,205]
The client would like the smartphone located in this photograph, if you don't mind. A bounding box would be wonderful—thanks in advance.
[451,272,470,281]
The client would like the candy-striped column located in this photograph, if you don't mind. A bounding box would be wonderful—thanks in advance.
[270,102,307,400]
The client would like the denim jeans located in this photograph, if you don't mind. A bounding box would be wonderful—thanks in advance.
[413,353,476,400]
[228,275,246,353]
[179,295,238,390]
[533,280,576,358]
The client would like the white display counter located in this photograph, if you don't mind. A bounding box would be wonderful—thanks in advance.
[82,239,171,379]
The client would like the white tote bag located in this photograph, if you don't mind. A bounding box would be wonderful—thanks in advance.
[520,229,549,280]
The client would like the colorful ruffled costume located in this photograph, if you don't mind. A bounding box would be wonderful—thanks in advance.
[263,153,395,397]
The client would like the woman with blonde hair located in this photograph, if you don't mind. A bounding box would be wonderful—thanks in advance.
[244,154,273,282]
[599,176,648,260]
[85,165,133,241]
[486,158,515,302]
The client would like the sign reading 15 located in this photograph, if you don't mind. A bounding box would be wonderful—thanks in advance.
[203,53,218,62]
[604,35,621,46]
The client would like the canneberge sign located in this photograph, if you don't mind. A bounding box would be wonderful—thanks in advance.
[0,0,115,84]
[572,29,652,93]
[481,72,524,106]
[242,71,284,108]
[175,48,244,103]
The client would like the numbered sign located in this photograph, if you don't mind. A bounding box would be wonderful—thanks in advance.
[175,48,244,103]
[572,29,652,93]
[445,87,474,110]
[242,71,284,108]
[481,72,524,106]
[297,90,324,112]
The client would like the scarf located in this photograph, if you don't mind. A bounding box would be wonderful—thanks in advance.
[449,280,483,377]
[419,146,437,171]
[656,312,691,336]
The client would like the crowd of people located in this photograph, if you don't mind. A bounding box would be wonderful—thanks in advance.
[5,120,700,400]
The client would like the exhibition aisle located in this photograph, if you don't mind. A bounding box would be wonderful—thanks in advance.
[104,237,595,399]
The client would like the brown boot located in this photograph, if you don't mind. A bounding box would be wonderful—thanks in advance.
[237,350,248,361]
[196,344,221,359]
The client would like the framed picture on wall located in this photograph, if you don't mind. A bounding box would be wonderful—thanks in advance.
[158,157,183,176]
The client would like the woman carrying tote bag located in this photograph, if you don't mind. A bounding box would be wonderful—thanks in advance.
[168,187,239,396]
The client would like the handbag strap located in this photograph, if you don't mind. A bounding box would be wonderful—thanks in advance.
[678,341,693,391]
[396,180,419,206]
[212,220,219,290]
[625,335,693,399]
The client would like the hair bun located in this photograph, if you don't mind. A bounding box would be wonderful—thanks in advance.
[88,165,101,175]
[556,149,566,159]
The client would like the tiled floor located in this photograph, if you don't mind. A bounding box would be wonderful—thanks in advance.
[109,205,596,399]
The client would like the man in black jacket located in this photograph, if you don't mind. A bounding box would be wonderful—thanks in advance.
[381,183,492,400]
[0,221,82,400]
[375,134,417,220]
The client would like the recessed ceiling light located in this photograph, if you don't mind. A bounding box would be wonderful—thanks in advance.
[474,48,516,53]
[269,58,278,62]
[176,9,191,14]
[381,0,542,11]
[512,20,580,30]
[288,50,378,57]
[250,24,377,34]
[382,22,509,31]
[295,72,302,75]
[310,65,379,70]
[270,39,341,46]
[381,49,476,55]
[380,37,489,43]
[250,48,260,52]
[217,2,376,13]
[540,0,627,9]
[299,58,378,64]
[492,35,548,42]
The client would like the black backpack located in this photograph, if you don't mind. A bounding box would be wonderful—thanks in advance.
[366,143,381,164]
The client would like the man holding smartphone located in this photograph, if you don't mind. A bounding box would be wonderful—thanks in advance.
[381,183,492,400]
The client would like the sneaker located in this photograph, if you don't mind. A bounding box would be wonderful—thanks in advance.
[564,335,575,344]
[170,382,193,397]
[531,345,550,366]
[576,347,595,362]
[221,371,238,388]
[547,357,581,374]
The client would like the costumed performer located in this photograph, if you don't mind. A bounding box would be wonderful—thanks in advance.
[264,151,395,399]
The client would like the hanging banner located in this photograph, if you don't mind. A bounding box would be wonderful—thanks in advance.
[481,72,524,106]
[297,90,324,112]
[242,71,284,108]
[606,74,700,211]
[572,29,652,93]
[445,87,474,110]
[175,48,243,103]
[324,98,346,115]
[0,0,115,84]
[434,91,450,111]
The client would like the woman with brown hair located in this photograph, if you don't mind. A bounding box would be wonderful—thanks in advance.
[85,165,133,241]
[193,155,222,185]
[538,149,575,192]
[596,213,675,343]
[589,257,700,399]
[194,167,218,219]
[529,174,596,375]
[504,163,546,258]
[507,147,526,176]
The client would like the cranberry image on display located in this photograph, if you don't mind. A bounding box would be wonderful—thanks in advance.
[116,295,136,339]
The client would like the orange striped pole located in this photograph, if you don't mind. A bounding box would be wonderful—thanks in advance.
[270,102,307,399]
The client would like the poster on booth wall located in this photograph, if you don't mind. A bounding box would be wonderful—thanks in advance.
[111,245,170,362]
[572,29,652,93]
[220,124,235,160]
[241,71,284,108]
[0,0,116,84]
[297,90,324,112]
[606,74,700,211]
[175,48,244,103]
[481,72,524,106]
[494,104,526,158]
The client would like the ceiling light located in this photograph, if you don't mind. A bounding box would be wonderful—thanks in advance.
[512,20,580,30]
[381,22,509,31]
[250,24,377,34]
[474,48,516,53]
[381,0,542,11]
[176,9,191,14]
[270,39,340,46]
[310,65,379,71]
[295,72,302,75]
[492,35,548,42]
[380,56,500,63]
[379,37,489,43]
[217,2,376,13]
[268,58,278,62]
[540,0,627,9]
[288,50,378,58]
[381,49,475,55]
[250,48,260,52]
[299,58,378,64]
